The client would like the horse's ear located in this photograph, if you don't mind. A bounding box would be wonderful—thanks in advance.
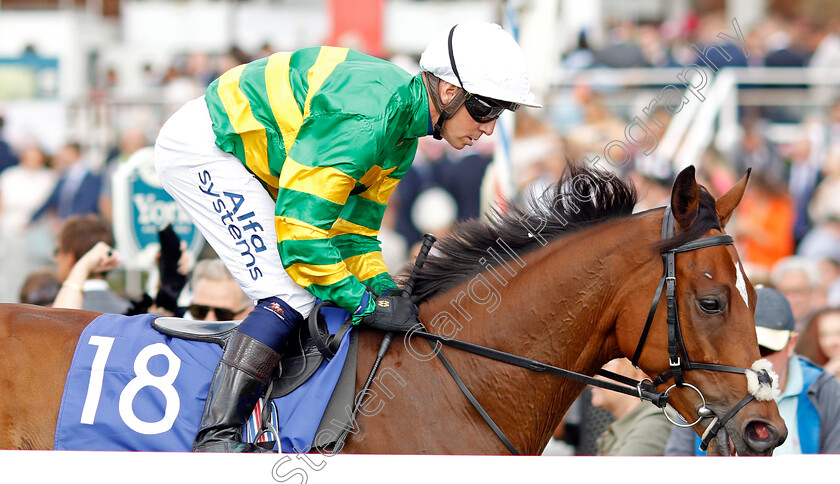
[670,165,699,232]
[715,168,751,228]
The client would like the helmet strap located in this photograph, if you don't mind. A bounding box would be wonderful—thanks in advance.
[423,71,466,140]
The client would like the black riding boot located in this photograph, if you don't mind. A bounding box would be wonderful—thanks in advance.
[192,331,281,452]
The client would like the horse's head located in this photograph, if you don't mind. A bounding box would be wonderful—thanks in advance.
[620,165,787,456]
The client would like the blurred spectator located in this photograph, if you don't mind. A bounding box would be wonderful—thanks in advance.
[689,13,749,69]
[638,23,680,68]
[0,144,57,302]
[509,111,563,201]
[256,42,275,60]
[797,307,840,380]
[161,63,205,114]
[666,286,840,455]
[379,202,408,275]
[30,142,103,225]
[0,115,17,174]
[629,154,672,212]
[560,31,595,72]
[514,133,568,205]
[564,88,625,162]
[542,413,575,456]
[809,24,840,104]
[798,188,840,304]
[731,116,786,182]
[394,137,453,247]
[125,225,194,317]
[784,126,824,245]
[185,52,218,88]
[771,256,822,333]
[98,128,149,222]
[823,99,840,178]
[0,144,56,235]
[591,358,671,456]
[729,171,794,278]
[141,63,161,90]
[436,140,495,221]
[592,21,647,68]
[187,258,253,321]
[19,269,60,306]
[51,215,129,313]
[763,30,807,67]
[410,186,458,246]
[554,387,615,455]
[698,147,737,198]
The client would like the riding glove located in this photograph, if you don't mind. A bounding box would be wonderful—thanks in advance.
[357,292,420,333]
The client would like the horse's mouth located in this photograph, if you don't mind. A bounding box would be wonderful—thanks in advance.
[709,422,775,456]
[715,428,737,456]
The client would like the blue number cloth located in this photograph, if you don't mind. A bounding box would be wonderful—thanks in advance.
[54,310,351,452]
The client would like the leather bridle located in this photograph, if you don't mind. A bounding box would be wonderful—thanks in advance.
[629,206,774,450]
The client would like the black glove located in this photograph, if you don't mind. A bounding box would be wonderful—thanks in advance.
[360,294,420,333]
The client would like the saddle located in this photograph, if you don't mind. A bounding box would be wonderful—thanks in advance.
[152,301,355,400]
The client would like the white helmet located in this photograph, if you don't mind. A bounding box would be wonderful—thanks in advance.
[420,21,541,109]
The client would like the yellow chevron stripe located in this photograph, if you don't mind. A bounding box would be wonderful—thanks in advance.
[277,156,356,205]
[358,165,395,186]
[303,47,349,118]
[360,175,400,205]
[329,217,379,238]
[343,253,389,283]
[216,65,277,188]
[265,52,303,154]
[285,262,352,288]
[275,215,329,241]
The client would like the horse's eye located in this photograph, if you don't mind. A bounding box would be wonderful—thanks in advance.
[699,298,722,313]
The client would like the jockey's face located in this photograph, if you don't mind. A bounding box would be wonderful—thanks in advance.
[440,103,497,150]
[435,80,498,150]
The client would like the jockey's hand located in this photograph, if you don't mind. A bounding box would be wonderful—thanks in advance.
[357,292,420,333]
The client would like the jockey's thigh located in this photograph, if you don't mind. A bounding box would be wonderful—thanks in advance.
[154,96,316,318]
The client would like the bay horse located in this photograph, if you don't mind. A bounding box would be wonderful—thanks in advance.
[0,164,786,455]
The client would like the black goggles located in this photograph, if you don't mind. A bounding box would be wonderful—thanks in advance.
[447,24,518,124]
[187,303,246,321]
[463,93,516,123]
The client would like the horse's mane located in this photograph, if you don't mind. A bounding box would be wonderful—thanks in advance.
[409,164,638,302]
[408,164,723,303]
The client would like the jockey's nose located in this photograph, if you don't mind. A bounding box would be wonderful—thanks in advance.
[479,119,496,136]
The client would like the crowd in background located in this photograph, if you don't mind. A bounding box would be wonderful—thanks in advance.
[1,7,840,456]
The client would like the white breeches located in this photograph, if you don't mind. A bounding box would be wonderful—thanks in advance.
[154,96,316,317]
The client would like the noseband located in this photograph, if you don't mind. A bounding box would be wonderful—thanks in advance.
[630,207,774,450]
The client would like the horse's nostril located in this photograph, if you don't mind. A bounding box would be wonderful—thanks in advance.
[744,420,786,454]
[748,421,771,441]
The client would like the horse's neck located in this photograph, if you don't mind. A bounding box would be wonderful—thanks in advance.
[426,218,647,360]
[419,214,655,453]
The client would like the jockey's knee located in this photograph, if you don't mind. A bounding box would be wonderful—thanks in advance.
[236,296,303,352]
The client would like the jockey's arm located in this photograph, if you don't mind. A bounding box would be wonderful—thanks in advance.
[273,115,397,317]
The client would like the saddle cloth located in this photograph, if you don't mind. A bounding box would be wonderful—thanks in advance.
[54,311,352,451]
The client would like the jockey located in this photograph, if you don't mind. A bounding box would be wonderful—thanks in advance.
[154,21,541,452]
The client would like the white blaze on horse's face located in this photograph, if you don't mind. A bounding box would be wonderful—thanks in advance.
[735,261,750,309]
